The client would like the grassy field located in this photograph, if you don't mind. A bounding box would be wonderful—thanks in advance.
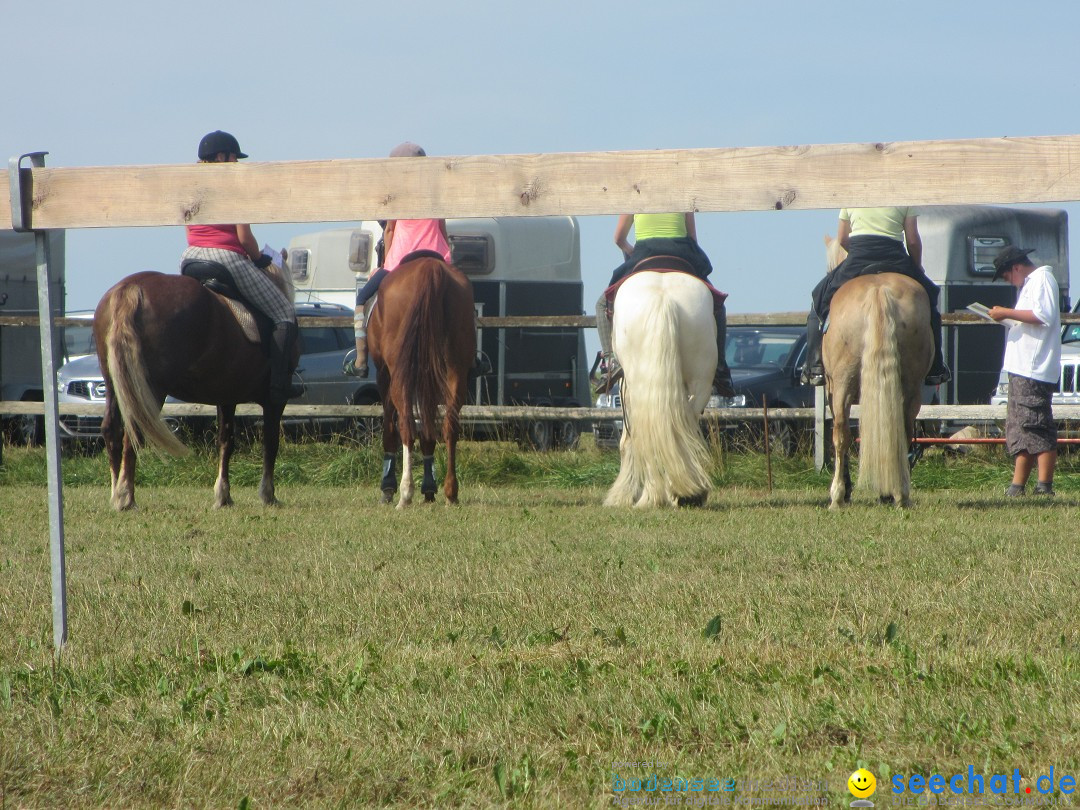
[1,438,1078,808]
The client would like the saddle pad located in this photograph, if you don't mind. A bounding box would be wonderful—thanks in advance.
[219,295,261,344]
[603,266,728,312]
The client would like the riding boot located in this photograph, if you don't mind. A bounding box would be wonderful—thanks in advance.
[269,321,304,403]
[924,306,952,386]
[594,292,622,394]
[801,312,825,386]
[712,304,735,397]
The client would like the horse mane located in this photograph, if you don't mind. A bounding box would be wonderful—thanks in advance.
[824,235,847,273]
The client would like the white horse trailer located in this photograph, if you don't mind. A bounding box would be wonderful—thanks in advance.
[288,217,590,448]
[919,205,1069,404]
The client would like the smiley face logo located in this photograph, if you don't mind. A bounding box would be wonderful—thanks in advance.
[847,769,876,799]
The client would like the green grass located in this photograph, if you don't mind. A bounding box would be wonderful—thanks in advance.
[1,439,1078,807]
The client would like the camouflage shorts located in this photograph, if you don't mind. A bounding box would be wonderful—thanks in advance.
[1005,374,1057,457]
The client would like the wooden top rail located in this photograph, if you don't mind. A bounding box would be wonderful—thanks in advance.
[6,135,1080,229]
[6,313,1080,329]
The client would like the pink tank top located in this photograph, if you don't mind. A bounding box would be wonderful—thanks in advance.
[384,219,451,270]
[186,224,246,255]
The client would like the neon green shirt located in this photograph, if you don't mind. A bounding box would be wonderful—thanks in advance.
[839,207,914,242]
[633,213,688,240]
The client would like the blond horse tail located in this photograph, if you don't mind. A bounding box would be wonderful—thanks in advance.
[605,288,711,507]
[103,285,189,457]
[857,286,908,498]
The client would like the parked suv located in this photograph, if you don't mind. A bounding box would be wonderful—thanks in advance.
[594,325,812,453]
[56,303,377,443]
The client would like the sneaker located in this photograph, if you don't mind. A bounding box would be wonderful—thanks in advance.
[1033,482,1055,497]
[1004,484,1025,497]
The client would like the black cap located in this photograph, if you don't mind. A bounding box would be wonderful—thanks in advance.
[198,130,248,160]
[992,246,1036,280]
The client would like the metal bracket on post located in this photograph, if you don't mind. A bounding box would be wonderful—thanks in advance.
[8,151,68,654]
[9,151,47,232]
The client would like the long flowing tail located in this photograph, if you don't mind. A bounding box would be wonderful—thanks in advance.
[392,262,452,442]
[857,286,908,497]
[605,291,711,507]
[101,284,189,456]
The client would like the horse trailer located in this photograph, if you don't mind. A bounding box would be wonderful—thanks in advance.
[288,217,590,448]
[919,205,1069,404]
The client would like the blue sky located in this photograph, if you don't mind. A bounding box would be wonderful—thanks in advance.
[7,0,1080,351]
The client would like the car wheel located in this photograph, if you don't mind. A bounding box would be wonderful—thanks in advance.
[556,419,580,450]
[521,419,554,452]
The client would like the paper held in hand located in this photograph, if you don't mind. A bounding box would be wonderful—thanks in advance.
[966,302,1019,327]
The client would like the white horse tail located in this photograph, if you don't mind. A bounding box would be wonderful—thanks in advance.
[857,285,908,498]
[102,284,189,457]
[605,281,712,507]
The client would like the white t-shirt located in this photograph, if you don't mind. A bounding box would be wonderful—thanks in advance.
[1002,266,1061,384]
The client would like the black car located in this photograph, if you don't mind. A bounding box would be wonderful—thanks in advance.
[594,325,812,453]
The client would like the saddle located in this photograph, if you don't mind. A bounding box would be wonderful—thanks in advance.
[180,259,272,348]
[602,255,729,312]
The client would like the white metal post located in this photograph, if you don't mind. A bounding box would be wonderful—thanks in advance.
[10,152,67,652]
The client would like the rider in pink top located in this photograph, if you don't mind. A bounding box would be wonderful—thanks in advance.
[348,142,452,377]
[383,218,451,270]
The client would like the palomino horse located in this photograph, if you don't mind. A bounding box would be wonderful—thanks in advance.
[822,236,933,508]
[368,254,475,507]
[604,270,717,508]
[93,261,297,510]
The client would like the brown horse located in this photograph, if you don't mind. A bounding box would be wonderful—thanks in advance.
[368,255,475,507]
[93,263,297,510]
[823,236,933,508]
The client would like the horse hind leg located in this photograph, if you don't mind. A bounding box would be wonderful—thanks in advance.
[397,442,414,509]
[214,404,236,508]
[420,438,438,504]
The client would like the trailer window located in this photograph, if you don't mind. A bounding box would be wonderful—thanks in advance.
[969,236,1009,276]
[348,232,372,274]
[450,235,494,275]
[290,248,310,281]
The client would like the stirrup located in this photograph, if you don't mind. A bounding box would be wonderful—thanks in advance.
[924,362,952,386]
[801,366,825,386]
[712,369,735,397]
[595,364,624,394]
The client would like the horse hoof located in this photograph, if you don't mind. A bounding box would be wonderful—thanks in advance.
[676,492,707,508]
[423,492,436,503]
[380,489,395,505]
[879,494,895,505]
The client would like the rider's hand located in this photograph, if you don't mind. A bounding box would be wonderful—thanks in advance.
[253,254,273,269]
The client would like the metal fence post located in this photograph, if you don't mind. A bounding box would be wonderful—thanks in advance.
[9,151,67,653]
[814,385,826,471]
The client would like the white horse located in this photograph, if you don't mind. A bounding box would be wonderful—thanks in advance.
[604,270,717,508]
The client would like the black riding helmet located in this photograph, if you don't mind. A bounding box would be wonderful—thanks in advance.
[198,130,248,160]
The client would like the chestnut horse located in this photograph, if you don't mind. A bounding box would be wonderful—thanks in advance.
[823,236,933,508]
[93,262,296,510]
[368,255,475,507]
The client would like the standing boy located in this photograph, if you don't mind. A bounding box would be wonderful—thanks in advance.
[989,246,1061,496]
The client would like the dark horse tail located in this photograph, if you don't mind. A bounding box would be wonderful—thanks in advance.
[394,260,454,442]
[101,283,189,457]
